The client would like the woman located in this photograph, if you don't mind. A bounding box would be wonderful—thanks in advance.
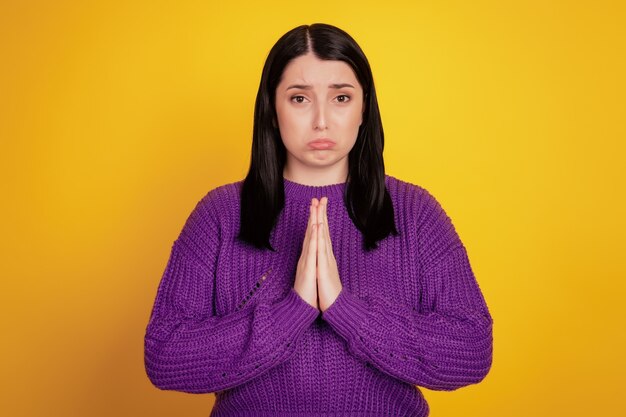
[144,23,493,417]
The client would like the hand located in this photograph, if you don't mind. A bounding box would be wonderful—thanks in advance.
[293,198,320,309]
[315,197,343,312]
[293,197,343,312]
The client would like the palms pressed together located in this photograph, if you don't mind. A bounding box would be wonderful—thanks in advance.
[293,197,343,312]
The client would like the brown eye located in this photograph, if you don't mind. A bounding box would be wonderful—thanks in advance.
[336,94,351,103]
[291,95,306,103]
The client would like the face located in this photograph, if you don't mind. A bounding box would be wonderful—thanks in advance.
[274,52,364,178]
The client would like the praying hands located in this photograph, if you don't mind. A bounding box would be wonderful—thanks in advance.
[293,197,343,313]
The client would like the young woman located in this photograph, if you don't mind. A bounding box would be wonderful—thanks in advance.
[144,23,493,417]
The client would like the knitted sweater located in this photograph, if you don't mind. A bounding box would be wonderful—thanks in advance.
[144,174,493,417]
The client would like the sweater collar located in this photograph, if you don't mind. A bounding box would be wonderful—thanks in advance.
[283,177,347,202]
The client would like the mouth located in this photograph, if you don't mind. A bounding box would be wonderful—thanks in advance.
[308,139,336,149]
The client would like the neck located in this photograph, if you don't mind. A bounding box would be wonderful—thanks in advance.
[283,159,348,187]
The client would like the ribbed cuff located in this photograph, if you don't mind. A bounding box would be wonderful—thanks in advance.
[321,288,370,344]
[269,288,319,338]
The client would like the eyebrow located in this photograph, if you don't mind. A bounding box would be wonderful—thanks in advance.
[285,83,355,91]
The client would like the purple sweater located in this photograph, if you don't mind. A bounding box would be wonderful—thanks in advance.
[144,174,493,416]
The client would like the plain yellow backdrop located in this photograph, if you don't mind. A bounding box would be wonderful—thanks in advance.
[1,0,624,416]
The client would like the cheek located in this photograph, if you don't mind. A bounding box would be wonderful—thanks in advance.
[340,101,363,122]
[344,108,363,144]
[278,110,306,134]
[341,108,363,129]
[275,106,289,130]
[276,111,306,147]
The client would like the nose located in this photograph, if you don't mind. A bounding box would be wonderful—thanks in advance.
[313,100,328,130]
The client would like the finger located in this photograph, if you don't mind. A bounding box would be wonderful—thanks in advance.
[317,201,328,268]
[318,197,330,258]
[307,200,318,267]
[322,197,331,250]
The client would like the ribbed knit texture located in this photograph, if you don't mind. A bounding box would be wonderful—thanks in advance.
[144,174,493,417]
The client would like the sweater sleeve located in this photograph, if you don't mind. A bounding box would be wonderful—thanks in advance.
[321,188,493,391]
[143,194,320,394]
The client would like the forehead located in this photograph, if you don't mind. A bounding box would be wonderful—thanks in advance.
[279,53,359,86]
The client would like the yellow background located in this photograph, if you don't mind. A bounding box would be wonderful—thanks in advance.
[1,1,624,416]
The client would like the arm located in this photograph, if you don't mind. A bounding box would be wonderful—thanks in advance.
[321,188,493,391]
[143,195,319,393]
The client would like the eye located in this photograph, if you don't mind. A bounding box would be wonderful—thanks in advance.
[336,94,351,103]
[290,95,308,104]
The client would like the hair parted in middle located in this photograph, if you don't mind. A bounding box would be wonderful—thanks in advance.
[238,22,398,252]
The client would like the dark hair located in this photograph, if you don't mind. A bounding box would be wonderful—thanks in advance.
[238,23,398,251]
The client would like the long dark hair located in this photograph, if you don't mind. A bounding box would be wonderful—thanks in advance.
[238,23,398,251]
